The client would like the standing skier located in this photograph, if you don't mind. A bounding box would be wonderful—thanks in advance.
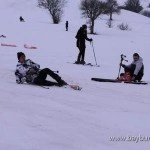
[15,52,67,86]
[120,53,144,81]
[75,24,92,64]
[65,21,68,31]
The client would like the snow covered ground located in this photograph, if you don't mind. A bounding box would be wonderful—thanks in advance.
[0,0,150,150]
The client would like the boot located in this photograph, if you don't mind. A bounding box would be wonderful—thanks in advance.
[58,80,68,87]
[80,60,86,64]
[75,60,80,64]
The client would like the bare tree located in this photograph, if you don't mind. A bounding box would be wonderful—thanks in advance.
[141,10,150,18]
[106,19,113,28]
[38,0,67,24]
[124,0,143,13]
[80,0,107,34]
[106,0,120,20]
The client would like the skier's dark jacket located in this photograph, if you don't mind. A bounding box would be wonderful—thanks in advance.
[75,27,91,49]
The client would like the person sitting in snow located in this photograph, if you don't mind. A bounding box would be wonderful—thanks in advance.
[15,52,67,86]
[120,53,144,81]
[0,35,6,38]
[19,16,25,22]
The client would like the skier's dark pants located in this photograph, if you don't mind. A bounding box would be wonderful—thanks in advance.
[66,26,68,31]
[77,47,85,62]
[33,68,62,86]
[124,64,143,81]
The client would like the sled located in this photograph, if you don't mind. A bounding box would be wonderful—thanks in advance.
[24,44,37,49]
[1,43,17,47]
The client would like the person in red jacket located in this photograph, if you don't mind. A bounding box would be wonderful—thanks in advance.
[120,53,144,81]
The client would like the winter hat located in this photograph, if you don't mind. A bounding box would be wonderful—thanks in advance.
[82,24,87,29]
[17,52,25,60]
[133,53,139,57]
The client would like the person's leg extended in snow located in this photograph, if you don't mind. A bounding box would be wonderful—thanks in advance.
[34,68,67,86]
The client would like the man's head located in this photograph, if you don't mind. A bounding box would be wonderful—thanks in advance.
[82,24,87,30]
[133,53,140,61]
[17,52,25,62]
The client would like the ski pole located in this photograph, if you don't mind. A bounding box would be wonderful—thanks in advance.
[117,61,123,79]
[117,54,128,79]
[91,41,98,66]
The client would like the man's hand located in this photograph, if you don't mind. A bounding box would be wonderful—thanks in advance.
[120,63,125,68]
[27,68,37,74]
[131,76,135,81]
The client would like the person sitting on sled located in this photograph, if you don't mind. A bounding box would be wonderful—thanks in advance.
[120,53,144,81]
[15,52,67,86]
[19,16,25,22]
[0,35,6,38]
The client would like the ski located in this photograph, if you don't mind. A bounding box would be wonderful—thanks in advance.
[67,62,100,67]
[124,81,148,85]
[22,83,82,90]
[91,78,122,83]
[83,63,100,67]
[65,84,82,91]
[91,78,148,85]
[24,83,50,89]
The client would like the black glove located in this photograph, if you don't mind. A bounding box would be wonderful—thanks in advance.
[90,38,93,42]
[121,64,126,68]
[27,68,37,75]
[23,64,28,68]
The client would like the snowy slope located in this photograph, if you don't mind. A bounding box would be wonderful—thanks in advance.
[0,0,150,150]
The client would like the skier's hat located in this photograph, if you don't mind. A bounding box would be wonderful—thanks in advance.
[82,24,87,29]
[17,52,25,60]
[133,53,139,57]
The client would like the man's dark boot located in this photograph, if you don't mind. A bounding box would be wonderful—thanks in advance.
[80,60,86,64]
[58,80,68,87]
[75,60,80,64]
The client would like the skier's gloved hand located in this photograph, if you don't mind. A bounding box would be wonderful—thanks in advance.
[23,64,28,68]
[28,68,37,74]
[21,77,26,83]
[120,64,126,68]
[90,38,93,42]
[132,76,135,81]
[16,77,26,84]
[132,74,137,81]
